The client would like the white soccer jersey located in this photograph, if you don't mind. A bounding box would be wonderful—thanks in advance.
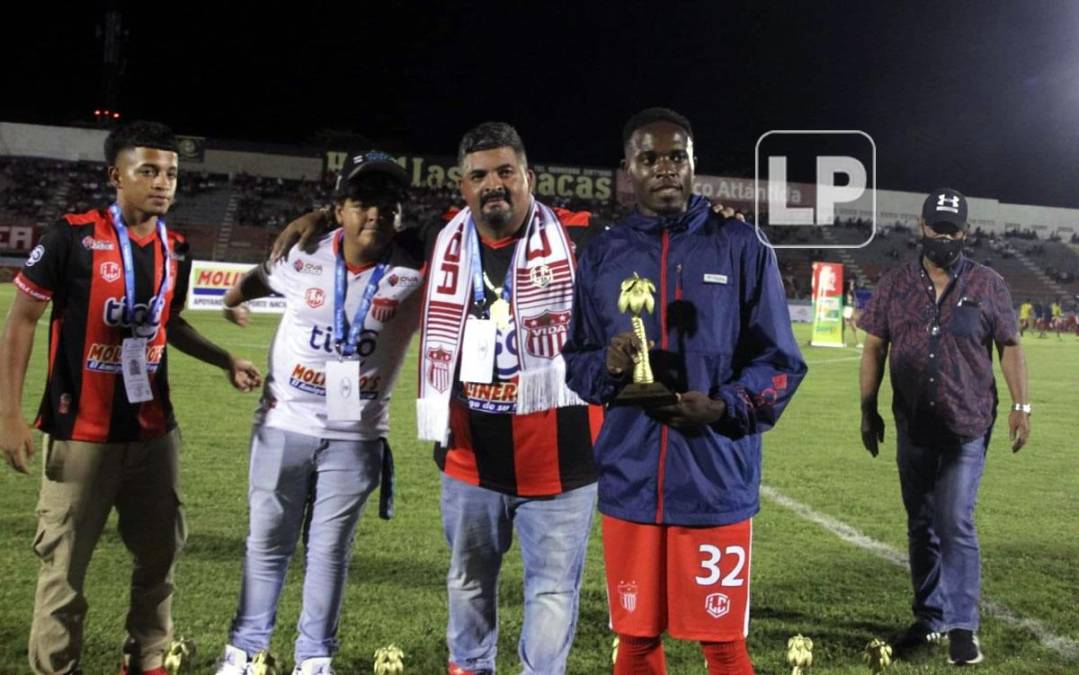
[255,230,424,440]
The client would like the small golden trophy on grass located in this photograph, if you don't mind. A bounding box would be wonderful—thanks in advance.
[249,650,279,675]
[863,638,892,673]
[614,273,676,407]
[373,644,405,674]
[786,634,813,674]
[163,637,196,674]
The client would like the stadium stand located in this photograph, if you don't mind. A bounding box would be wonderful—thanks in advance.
[3,148,1079,306]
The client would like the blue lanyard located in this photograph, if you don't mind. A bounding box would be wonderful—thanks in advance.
[334,230,390,357]
[108,203,171,331]
[467,215,522,317]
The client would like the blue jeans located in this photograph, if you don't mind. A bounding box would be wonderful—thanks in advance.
[896,426,987,632]
[440,474,597,675]
[228,425,382,664]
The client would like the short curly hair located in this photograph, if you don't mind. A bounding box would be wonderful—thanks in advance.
[104,120,178,166]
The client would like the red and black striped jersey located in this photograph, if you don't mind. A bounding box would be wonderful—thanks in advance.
[431,213,603,496]
[14,208,191,443]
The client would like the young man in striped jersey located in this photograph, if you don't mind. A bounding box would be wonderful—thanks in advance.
[0,120,261,675]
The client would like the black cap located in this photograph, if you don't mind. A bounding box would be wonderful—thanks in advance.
[334,150,409,196]
[922,187,968,231]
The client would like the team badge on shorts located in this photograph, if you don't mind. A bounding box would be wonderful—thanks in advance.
[618,580,638,613]
[705,592,730,619]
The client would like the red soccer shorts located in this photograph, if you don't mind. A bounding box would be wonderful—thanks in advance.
[602,515,753,642]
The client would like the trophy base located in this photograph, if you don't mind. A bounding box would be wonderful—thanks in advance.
[614,382,678,408]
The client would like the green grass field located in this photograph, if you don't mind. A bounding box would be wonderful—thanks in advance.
[0,283,1076,674]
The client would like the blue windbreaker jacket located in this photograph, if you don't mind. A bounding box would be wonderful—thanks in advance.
[563,195,807,526]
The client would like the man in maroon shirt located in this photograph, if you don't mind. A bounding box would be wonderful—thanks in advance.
[0,121,261,675]
[858,188,1030,667]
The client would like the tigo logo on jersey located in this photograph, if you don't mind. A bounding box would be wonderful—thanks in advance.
[705,592,730,619]
[104,298,162,339]
[522,310,570,359]
[305,288,325,308]
[100,262,121,283]
[618,580,638,613]
[370,297,398,323]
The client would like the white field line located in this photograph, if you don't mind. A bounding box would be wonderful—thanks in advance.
[760,484,1079,661]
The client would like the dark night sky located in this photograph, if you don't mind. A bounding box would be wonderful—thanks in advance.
[4,1,1079,208]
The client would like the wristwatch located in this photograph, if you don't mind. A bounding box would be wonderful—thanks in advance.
[1012,403,1032,414]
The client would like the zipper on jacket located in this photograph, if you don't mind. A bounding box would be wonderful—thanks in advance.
[655,228,671,523]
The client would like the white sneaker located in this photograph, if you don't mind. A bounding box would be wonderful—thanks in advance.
[214,645,250,675]
[292,657,335,675]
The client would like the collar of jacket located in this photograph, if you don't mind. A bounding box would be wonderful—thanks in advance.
[624,193,712,234]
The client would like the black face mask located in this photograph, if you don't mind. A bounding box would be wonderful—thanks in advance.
[922,235,963,268]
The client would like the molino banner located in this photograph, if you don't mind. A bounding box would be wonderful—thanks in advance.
[186,260,285,313]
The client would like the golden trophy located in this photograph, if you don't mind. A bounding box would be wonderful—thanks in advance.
[373,644,405,674]
[786,634,814,675]
[614,273,676,406]
[863,638,892,673]
[249,651,280,675]
[163,637,196,674]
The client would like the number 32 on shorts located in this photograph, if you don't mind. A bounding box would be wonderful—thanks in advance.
[695,544,746,586]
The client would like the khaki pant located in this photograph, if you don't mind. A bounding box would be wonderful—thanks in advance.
[28,429,187,675]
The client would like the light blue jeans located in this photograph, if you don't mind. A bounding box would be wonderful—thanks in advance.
[896,426,988,632]
[440,474,597,675]
[228,425,382,664]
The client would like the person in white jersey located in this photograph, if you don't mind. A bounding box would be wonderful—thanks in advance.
[212,151,423,675]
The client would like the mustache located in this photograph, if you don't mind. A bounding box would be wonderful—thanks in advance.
[481,190,511,207]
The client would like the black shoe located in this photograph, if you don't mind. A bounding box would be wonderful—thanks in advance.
[891,621,944,653]
[948,629,984,665]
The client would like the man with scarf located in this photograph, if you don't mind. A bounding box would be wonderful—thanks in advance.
[562,107,807,674]
[417,122,600,675]
[858,188,1030,666]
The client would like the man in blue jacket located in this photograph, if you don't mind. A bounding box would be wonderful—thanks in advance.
[563,108,807,674]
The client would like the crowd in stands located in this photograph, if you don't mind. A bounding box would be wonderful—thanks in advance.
[0,157,65,221]
[1,157,228,224]
[5,154,1079,300]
